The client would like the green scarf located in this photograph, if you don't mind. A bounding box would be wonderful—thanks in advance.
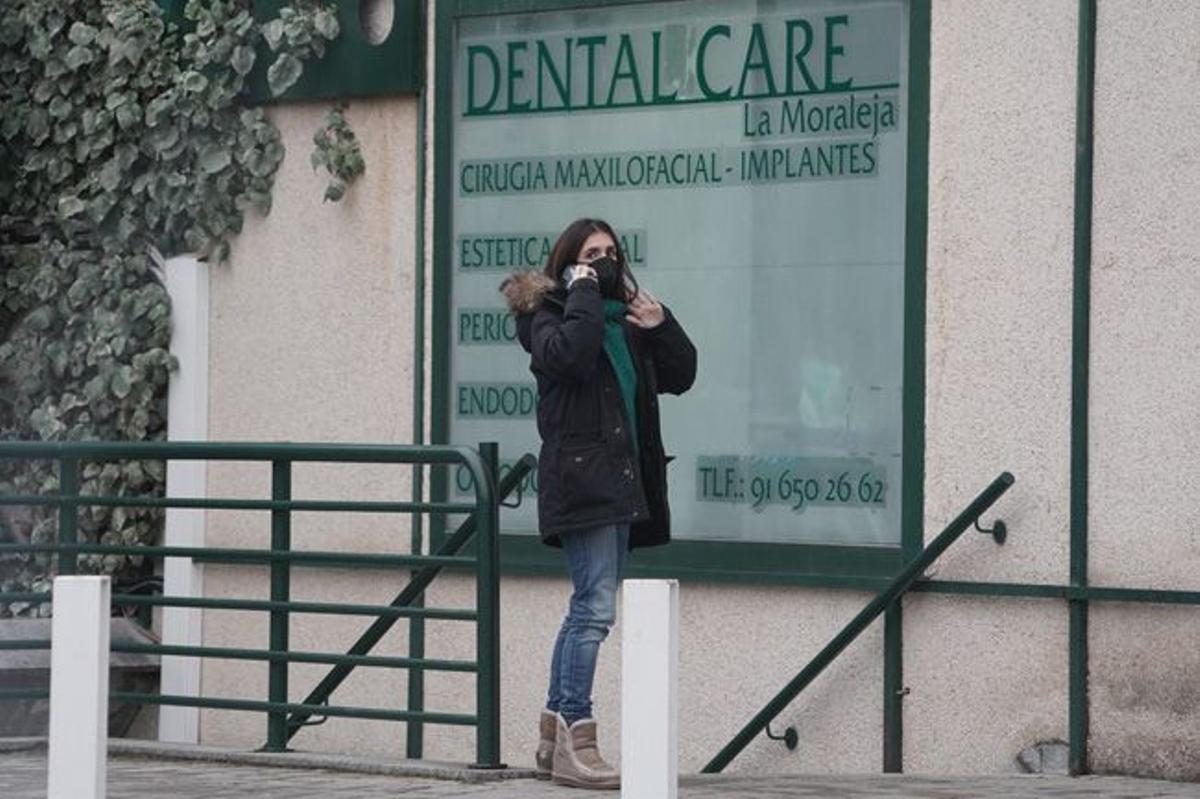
[602,300,638,457]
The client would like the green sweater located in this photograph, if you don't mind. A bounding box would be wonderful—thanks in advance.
[602,300,638,457]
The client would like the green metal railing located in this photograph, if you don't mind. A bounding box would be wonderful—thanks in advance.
[283,449,537,754]
[703,471,1016,773]
[0,440,528,767]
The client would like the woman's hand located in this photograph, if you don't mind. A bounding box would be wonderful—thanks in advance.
[567,264,597,288]
[626,290,665,329]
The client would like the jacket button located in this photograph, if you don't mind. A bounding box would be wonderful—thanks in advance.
[614,426,622,435]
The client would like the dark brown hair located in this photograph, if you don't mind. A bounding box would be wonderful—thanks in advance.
[543,218,639,303]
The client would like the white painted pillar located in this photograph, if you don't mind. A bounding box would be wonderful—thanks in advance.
[621,579,679,799]
[160,254,209,743]
[48,576,111,799]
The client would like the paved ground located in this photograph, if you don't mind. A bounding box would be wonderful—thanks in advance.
[3,747,1199,799]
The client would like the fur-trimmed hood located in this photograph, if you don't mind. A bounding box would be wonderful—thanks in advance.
[499,269,558,315]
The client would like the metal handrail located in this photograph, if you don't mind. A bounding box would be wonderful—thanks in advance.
[283,452,538,742]
[0,440,493,462]
[0,543,476,569]
[703,471,1016,773]
[0,440,513,767]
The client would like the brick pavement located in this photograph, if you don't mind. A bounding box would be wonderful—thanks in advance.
[3,748,1199,798]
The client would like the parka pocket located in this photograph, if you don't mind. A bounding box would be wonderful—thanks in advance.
[558,441,619,515]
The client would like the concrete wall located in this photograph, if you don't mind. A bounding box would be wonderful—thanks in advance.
[200,96,421,751]
[1089,0,1200,781]
[907,0,1077,773]
[184,0,1200,780]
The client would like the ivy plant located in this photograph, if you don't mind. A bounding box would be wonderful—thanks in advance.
[311,103,366,203]
[0,0,353,616]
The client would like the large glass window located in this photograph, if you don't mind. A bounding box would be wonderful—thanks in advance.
[438,0,922,578]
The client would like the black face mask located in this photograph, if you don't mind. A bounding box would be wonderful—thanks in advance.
[588,255,623,299]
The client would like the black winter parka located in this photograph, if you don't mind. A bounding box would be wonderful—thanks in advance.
[501,270,697,549]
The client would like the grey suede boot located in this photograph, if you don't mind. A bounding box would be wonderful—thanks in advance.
[551,716,620,790]
[535,709,557,779]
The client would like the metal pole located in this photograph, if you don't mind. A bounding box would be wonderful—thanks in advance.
[1069,0,1096,776]
[882,601,904,772]
[57,458,80,577]
[474,442,503,768]
[406,0,431,760]
[265,459,292,751]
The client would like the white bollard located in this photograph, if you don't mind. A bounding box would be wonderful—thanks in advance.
[160,252,209,744]
[48,576,111,799]
[621,579,679,799]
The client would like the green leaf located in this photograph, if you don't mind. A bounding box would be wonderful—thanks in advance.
[81,108,100,135]
[122,461,145,485]
[182,71,208,93]
[48,95,72,120]
[30,406,66,439]
[43,56,69,79]
[33,81,55,104]
[231,45,255,76]
[198,147,231,174]
[25,107,49,144]
[241,189,272,215]
[145,91,176,127]
[147,123,180,153]
[196,16,216,39]
[110,366,133,399]
[2,112,22,141]
[324,179,346,203]
[314,10,339,41]
[267,53,302,97]
[57,196,85,218]
[261,19,284,50]
[68,22,97,46]
[0,15,22,46]
[65,45,94,70]
[119,38,146,66]
[53,120,79,144]
[98,159,122,192]
[88,193,116,224]
[25,306,54,331]
[115,103,141,131]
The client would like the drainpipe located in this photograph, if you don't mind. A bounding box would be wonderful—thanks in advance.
[1068,0,1096,777]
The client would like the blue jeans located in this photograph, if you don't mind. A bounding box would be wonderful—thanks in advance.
[546,523,630,725]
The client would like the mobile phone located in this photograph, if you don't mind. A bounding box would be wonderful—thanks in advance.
[562,264,594,285]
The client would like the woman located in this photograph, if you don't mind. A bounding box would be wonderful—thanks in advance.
[501,218,697,789]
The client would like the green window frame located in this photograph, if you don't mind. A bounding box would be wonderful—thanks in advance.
[431,0,929,587]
